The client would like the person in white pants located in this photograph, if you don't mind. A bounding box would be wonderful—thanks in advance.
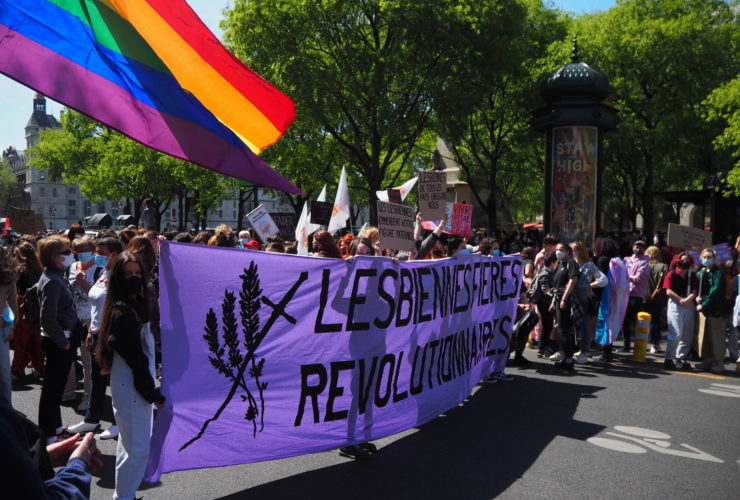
[664,252,698,370]
[95,252,165,500]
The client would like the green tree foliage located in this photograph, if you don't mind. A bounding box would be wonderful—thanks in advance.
[569,0,739,233]
[0,155,16,208]
[703,75,740,195]
[434,0,569,226]
[31,110,231,228]
[223,0,488,222]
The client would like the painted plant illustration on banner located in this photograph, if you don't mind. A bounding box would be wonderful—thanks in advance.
[551,126,598,243]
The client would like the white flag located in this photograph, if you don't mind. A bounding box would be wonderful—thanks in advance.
[375,176,418,202]
[328,167,350,234]
[295,185,327,256]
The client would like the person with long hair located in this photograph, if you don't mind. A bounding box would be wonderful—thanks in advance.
[68,237,123,440]
[10,241,44,379]
[644,245,668,354]
[312,230,342,259]
[96,252,164,500]
[36,235,78,442]
[663,251,698,370]
[592,236,622,362]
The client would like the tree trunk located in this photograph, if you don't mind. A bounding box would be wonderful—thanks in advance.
[642,151,654,238]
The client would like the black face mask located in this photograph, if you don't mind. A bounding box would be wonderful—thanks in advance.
[124,276,143,295]
[678,261,691,270]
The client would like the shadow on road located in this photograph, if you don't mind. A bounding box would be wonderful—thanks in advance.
[216,376,606,500]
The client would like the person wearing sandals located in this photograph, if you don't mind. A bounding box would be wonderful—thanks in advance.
[96,252,165,500]
[37,235,79,444]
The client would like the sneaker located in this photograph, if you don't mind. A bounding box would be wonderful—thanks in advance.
[68,421,100,434]
[338,444,372,461]
[549,351,564,362]
[679,361,693,371]
[663,359,676,370]
[574,353,589,364]
[357,442,378,454]
[100,425,118,440]
[77,396,90,412]
[649,345,657,354]
[481,375,498,384]
[493,372,514,382]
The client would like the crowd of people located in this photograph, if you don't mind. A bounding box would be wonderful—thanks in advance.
[0,219,739,498]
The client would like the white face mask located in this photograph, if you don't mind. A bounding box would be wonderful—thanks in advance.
[61,253,75,268]
[555,250,566,261]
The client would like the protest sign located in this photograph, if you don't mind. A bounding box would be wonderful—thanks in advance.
[269,213,296,240]
[712,243,732,263]
[376,201,415,251]
[387,189,402,205]
[310,201,334,226]
[418,171,447,220]
[667,223,712,251]
[146,243,521,480]
[421,202,473,238]
[246,205,279,241]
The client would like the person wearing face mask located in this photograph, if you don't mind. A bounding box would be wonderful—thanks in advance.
[68,237,123,440]
[663,252,698,370]
[96,252,165,500]
[696,248,727,373]
[65,236,100,412]
[620,240,650,352]
[36,235,80,443]
[549,243,580,371]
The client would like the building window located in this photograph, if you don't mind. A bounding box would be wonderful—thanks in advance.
[84,200,91,214]
[48,205,55,216]
[68,187,76,194]
[39,187,45,197]
[68,199,76,208]
[218,209,223,218]
[69,207,77,216]
[52,188,57,197]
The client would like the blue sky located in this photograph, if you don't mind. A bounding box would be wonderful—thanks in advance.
[0,0,616,151]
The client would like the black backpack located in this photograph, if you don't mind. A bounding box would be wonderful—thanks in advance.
[21,282,41,324]
[526,271,546,305]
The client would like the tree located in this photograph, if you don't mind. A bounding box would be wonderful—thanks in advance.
[433,0,569,227]
[570,0,739,234]
[0,154,16,209]
[31,109,233,228]
[703,75,740,196]
[223,0,489,224]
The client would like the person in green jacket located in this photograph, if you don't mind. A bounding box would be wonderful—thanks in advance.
[696,248,726,373]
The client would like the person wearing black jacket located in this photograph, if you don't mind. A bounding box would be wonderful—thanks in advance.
[96,252,164,500]
[37,235,78,442]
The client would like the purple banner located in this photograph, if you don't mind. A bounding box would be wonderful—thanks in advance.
[146,243,522,480]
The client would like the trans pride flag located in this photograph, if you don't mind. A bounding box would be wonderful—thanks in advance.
[0,0,301,194]
[595,257,629,346]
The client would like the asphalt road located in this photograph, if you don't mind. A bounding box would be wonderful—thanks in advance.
[9,346,740,500]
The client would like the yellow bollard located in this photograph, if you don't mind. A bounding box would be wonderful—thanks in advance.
[632,312,651,362]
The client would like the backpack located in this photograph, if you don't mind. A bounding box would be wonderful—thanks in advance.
[21,281,41,324]
[526,271,546,305]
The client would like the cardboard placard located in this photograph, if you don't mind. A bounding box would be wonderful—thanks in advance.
[310,201,334,226]
[246,205,280,241]
[712,243,733,263]
[269,213,297,240]
[420,202,473,238]
[376,201,416,251]
[667,223,712,251]
[418,171,447,219]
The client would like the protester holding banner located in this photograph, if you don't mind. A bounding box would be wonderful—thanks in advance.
[663,252,698,370]
[312,230,342,259]
[696,248,726,374]
[96,252,164,500]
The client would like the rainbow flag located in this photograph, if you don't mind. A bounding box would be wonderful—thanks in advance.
[0,0,301,194]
